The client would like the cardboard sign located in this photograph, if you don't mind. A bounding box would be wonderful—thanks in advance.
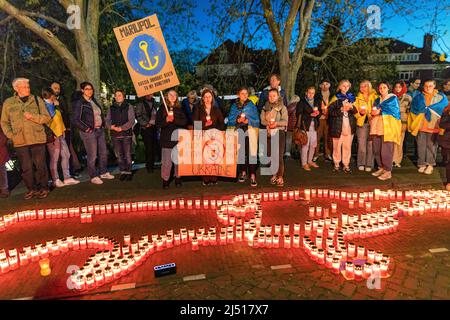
[177,129,238,178]
[113,15,180,97]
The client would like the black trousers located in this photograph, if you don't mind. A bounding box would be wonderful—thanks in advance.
[141,126,159,169]
[15,144,48,192]
[443,147,450,184]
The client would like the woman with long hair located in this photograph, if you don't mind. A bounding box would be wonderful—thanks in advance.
[193,88,225,186]
[156,89,188,189]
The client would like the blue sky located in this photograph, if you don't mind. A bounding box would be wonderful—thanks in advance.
[190,1,450,56]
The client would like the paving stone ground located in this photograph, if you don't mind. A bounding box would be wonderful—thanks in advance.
[1,158,449,300]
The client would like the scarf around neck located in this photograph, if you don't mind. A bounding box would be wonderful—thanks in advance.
[336,92,355,103]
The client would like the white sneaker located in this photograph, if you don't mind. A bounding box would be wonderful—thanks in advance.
[378,171,392,181]
[54,179,65,188]
[100,172,115,180]
[418,166,426,173]
[372,168,385,177]
[358,166,365,171]
[424,165,434,175]
[393,163,402,168]
[365,167,372,172]
[64,178,80,186]
[91,177,104,185]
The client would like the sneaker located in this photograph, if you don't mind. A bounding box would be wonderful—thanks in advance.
[91,177,104,185]
[284,152,291,158]
[24,191,35,200]
[378,171,392,181]
[424,165,434,175]
[250,178,258,188]
[100,172,115,180]
[372,168,385,177]
[276,177,284,187]
[64,178,80,186]
[309,162,319,168]
[36,189,49,199]
[270,176,278,185]
[393,162,402,168]
[365,167,372,172]
[332,166,340,173]
[358,166,365,171]
[54,179,65,188]
[343,166,352,174]
[303,164,311,171]
[418,166,426,174]
[238,172,247,183]
[175,178,182,188]
[163,180,170,189]
[312,156,319,162]
[203,180,209,186]
[325,155,333,162]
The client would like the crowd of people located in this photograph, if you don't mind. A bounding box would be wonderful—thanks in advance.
[1,75,450,200]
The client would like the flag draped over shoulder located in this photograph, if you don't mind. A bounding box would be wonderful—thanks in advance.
[375,94,402,145]
[408,92,448,136]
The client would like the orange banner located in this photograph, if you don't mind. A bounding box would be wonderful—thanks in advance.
[113,15,180,97]
[177,129,238,178]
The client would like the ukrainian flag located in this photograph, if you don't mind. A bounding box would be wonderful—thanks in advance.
[408,92,448,136]
[375,94,402,145]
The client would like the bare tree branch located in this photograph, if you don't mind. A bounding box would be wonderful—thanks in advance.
[0,15,12,25]
[261,0,282,53]
[21,10,69,30]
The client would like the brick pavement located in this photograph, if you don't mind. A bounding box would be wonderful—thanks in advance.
[1,187,450,300]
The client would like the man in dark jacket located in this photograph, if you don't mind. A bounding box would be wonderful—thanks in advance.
[135,94,160,173]
[0,103,10,198]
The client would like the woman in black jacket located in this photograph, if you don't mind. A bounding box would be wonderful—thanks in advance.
[439,106,450,191]
[192,88,225,186]
[156,89,188,189]
[296,87,321,171]
[328,80,358,173]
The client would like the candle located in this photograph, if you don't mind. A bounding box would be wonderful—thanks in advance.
[39,258,51,276]
[273,235,280,248]
[380,260,389,277]
[357,245,365,259]
[195,200,201,209]
[309,207,315,218]
[332,258,341,274]
[347,243,356,257]
[345,261,354,278]
[348,200,354,209]
[284,235,291,249]
[316,206,322,217]
[192,237,199,251]
[304,189,311,201]
[354,265,363,281]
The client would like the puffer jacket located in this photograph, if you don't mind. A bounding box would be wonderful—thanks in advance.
[1,95,51,148]
[328,97,358,138]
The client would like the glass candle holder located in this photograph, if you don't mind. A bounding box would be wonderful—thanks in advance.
[345,261,354,278]
[273,235,280,248]
[284,235,291,249]
[332,258,341,274]
[293,235,300,248]
[304,189,311,201]
[354,264,363,281]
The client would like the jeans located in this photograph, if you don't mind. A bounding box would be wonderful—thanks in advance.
[301,123,317,166]
[47,135,71,182]
[442,147,450,184]
[141,126,158,169]
[285,131,293,156]
[161,147,178,181]
[65,130,81,172]
[416,131,437,167]
[112,136,133,174]
[332,134,353,167]
[0,163,8,191]
[79,128,108,178]
[15,144,48,191]
[267,130,286,177]
[372,135,394,172]
[356,124,374,168]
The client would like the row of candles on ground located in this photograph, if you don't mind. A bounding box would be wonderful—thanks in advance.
[0,236,114,274]
[302,235,391,279]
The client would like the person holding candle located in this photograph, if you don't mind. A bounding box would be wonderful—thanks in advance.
[328,80,358,173]
[227,87,260,187]
[408,79,448,175]
[296,86,321,171]
[314,79,334,162]
[370,82,402,181]
[193,88,225,186]
[392,80,412,168]
[156,89,188,189]
[354,80,378,172]
[106,89,136,181]
[260,89,288,187]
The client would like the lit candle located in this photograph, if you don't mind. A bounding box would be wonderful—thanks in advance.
[345,261,354,278]
[273,235,280,248]
[348,200,354,209]
[354,264,363,281]
[318,189,323,198]
[284,235,291,249]
[357,245,365,259]
[192,237,199,251]
[309,206,315,218]
[39,258,51,276]
[332,258,341,274]
[304,189,311,201]
[347,243,356,258]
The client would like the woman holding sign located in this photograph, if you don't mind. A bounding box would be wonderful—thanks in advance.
[156,89,188,189]
[227,87,260,187]
[193,88,225,186]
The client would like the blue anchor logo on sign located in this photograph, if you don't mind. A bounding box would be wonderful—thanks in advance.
[127,34,166,76]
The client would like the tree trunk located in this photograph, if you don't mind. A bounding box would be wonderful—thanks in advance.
[280,59,302,101]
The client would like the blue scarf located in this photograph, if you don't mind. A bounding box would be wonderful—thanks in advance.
[374,95,401,120]
[410,92,448,121]
[336,92,355,103]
